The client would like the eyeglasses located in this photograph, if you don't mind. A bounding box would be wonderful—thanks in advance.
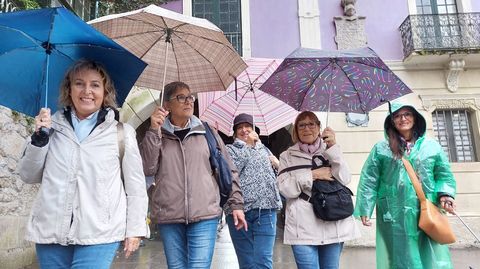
[393,111,413,121]
[297,122,317,130]
[170,94,196,103]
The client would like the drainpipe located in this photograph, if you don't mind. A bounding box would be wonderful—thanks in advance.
[56,0,76,14]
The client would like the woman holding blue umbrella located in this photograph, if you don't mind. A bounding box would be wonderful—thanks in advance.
[19,59,149,268]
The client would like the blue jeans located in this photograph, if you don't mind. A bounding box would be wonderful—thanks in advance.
[35,242,120,269]
[292,242,344,269]
[227,209,277,269]
[158,218,218,269]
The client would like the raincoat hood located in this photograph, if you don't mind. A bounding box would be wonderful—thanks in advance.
[384,102,426,139]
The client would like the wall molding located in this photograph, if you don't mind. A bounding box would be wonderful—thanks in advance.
[298,0,321,49]
[241,0,251,58]
[445,58,465,93]
[182,0,192,15]
[420,94,480,112]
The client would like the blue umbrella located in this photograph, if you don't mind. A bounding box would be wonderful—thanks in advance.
[0,7,147,117]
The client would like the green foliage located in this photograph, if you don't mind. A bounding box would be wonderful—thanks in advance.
[13,0,41,9]
[11,110,21,121]
[104,0,172,14]
[94,0,172,18]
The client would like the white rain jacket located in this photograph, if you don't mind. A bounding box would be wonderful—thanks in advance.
[19,108,149,245]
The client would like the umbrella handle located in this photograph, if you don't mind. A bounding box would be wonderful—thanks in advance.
[159,40,171,108]
[452,210,480,243]
[40,127,50,136]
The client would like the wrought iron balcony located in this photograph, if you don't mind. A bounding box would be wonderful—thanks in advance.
[1,0,18,13]
[399,13,480,59]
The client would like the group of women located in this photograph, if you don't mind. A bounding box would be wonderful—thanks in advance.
[19,59,457,269]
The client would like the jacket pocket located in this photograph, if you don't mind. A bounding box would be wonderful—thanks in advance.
[377,197,394,223]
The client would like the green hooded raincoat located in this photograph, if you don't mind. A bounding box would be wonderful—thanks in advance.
[354,103,456,269]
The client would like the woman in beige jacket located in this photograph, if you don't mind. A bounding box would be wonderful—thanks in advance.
[278,111,360,269]
[140,81,247,269]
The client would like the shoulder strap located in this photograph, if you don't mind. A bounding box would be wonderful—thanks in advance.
[278,165,313,176]
[202,122,219,172]
[203,121,218,149]
[117,122,125,184]
[401,157,426,202]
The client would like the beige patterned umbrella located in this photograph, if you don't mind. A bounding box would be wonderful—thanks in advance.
[89,4,246,104]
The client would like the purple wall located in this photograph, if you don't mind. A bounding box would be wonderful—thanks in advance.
[161,0,182,13]
[319,0,409,60]
[161,0,412,60]
[472,1,480,12]
[249,0,300,58]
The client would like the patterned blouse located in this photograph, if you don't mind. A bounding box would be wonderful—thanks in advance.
[225,139,282,214]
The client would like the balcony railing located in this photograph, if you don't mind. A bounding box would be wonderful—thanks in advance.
[399,13,480,58]
[1,0,18,13]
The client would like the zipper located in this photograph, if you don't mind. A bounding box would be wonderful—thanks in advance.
[179,137,189,224]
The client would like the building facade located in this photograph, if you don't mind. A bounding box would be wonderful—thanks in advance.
[1,0,479,268]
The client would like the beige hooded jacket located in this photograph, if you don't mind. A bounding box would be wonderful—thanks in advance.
[278,143,360,245]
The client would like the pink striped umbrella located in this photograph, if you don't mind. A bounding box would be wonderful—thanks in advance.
[198,58,298,136]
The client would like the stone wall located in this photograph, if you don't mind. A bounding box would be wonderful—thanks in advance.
[0,106,38,269]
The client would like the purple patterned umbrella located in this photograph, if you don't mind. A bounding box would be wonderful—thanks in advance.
[259,47,412,114]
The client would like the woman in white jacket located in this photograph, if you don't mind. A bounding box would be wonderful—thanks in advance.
[19,59,149,269]
[278,111,360,269]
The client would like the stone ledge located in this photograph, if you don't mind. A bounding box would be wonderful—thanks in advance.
[0,216,32,250]
[0,246,35,269]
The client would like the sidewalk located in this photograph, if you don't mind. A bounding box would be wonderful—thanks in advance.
[24,225,480,268]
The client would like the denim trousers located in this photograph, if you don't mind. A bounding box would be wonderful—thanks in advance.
[35,242,120,269]
[291,242,344,269]
[226,208,277,269]
[158,217,218,269]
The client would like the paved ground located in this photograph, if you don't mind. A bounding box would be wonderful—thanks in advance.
[24,223,480,269]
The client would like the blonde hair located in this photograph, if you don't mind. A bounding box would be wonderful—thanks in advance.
[58,59,117,108]
[291,111,321,143]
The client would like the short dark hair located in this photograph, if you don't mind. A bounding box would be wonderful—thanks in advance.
[163,81,190,103]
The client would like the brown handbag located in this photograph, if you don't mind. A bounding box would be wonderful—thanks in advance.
[402,158,456,244]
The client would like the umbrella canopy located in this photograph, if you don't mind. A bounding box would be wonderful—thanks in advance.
[198,58,298,136]
[260,47,412,114]
[0,7,147,117]
[89,4,247,97]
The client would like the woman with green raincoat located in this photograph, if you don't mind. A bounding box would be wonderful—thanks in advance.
[354,102,457,269]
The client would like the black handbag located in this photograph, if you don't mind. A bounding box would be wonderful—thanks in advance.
[309,179,354,221]
[278,155,354,221]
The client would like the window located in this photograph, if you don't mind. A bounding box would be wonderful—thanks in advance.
[416,0,458,15]
[432,109,477,162]
[192,0,242,55]
[415,0,461,48]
